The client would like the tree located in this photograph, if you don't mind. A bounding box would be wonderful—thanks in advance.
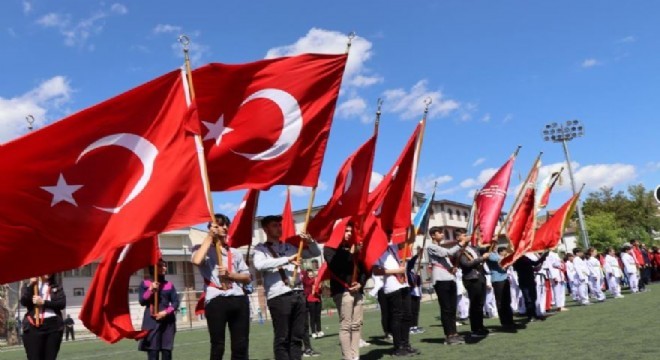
[584,212,624,250]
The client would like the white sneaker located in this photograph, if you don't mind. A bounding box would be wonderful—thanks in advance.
[317,331,324,338]
[311,332,317,339]
[359,339,370,348]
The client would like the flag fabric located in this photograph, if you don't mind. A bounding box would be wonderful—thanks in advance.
[194,53,348,191]
[228,190,260,248]
[471,154,516,246]
[323,217,355,250]
[282,188,302,247]
[307,135,376,242]
[499,192,537,268]
[529,193,580,252]
[79,236,159,343]
[507,159,541,249]
[312,262,330,295]
[413,189,435,236]
[0,70,208,283]
[370,123,421,243]
[537,170,562,211]
[359,215,390,271]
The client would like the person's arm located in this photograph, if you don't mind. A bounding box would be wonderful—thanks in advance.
[228,252,252,284]
[44,287,66,311]
[20,281,35,307]
[531,252,549,266]
[459,251,488,269]
[252,246,293,271]
[138,281,153,307]
[191,229,216,266]
[300,234,321,258]
[427,243,461,258]
[323,246,336,264]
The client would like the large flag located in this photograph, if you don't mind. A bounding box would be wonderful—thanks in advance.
[530,193,580,252]
[307,135,377,242]
[537,169,562,211]
[499,192,537,268]
[79,236,159,343]
[282,188,300,246]
[359,215,390,271]
[413,189,435,236]
[228,190,260,248]
[470,153,516,246]
[507,159,541,249]
[0,70,208,283]
[194,53,348,191]
[371,123,421,243]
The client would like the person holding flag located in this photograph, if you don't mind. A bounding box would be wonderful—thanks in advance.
[191,213,252,360]
[20,274,66,360]
[457,229,493,338]
[138,260,180,360]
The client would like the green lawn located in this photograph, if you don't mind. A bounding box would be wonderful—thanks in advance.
[2,284,659,359]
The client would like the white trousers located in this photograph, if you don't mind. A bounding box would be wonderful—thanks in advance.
[574,279,589,304]
[484,288,498,318]
[588,277,606,301]
[535,282,547,316]
[627,272,639,293]
[606,276,622,297]
[552,281,566,308]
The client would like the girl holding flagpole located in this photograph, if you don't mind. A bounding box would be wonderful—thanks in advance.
[21,274,65,360]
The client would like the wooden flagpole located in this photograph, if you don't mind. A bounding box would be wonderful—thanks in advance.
[244,190,260,267]
[25,115,41,326]
[416,181,437,275]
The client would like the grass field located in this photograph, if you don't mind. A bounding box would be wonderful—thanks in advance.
[2,284,659,360]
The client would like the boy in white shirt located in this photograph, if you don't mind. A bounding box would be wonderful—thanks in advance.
[603,247,624,298]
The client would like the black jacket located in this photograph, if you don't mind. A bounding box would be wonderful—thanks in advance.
[458,246,486,281]
[323,245,368,296]
[20,282,66,333]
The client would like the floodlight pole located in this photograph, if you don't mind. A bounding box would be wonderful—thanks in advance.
[561,139,590,249]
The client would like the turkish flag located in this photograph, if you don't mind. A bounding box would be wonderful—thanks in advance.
[323,217,357,250]
[538,171,561,210]
[359,215,390,271]
[500,189,537,268]
[79,236,159,343]
[0,70,209,283]
[312,262,330,295]
[471,154,516,246]
[307,135,376,242]
[282,188,303,247]
[529,193,579,252]
[371,123,421,243]
[228,190,260,248]
[193,53,348,191]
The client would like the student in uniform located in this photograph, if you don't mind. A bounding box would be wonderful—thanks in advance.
[571,248,590,305]
[603,247,624,298]
[512,252,549,321]
[621,245,639,293]
[547,251,568,311]
[21,274,65,360]
[253,215,321,360]
[406,247,425,335]
[191,214,252,360]
[486,245,515,329]
[138,260,179,360]
[324,222,368,360]
[372,232,420,357]
[457,229,492,338]
[426,226,467,345]
[565,254,578,301]
[585,248,606,302]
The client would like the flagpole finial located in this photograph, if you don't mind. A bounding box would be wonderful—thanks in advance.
[178,34,190,52]
[374,98,383,134]
[423,97,432,114]
[346,31,356,53]
[433,180,438,192]
[25,114,35,131]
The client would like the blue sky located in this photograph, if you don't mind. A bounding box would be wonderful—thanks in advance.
[1,1,658,220]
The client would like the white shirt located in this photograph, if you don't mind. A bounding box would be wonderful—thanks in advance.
[566,260,576,279]
[369,275,384,297]
[621,252,637,274]
[604,254,622,278]
[39,281,56,319]
[572,257,589,281]
[586,257,603,279]
[546,252,564,282]
[377,248,408,294]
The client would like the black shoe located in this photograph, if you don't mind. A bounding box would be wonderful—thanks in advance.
[446,335,465,345]
[392,348,411,357]
[405,346,421,355]
[471,328,489,338]
[303,349,320,357]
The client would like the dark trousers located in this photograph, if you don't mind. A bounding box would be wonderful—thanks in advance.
[464,279,486,332]
[520,283,538,319]
[267,291,306,360]
[307,301,322,333]
[410,296,421,327]
[205,295,250,360]
[65,326,74,341]
[148,350,172,360]
[433,280,457,336]
[302,302,311,351]
[385,287,412,350]
[23,328,63,360]
[492,280,514,326]
[377,288,391,335]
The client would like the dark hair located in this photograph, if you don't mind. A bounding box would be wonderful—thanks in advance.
[573,247,583,255]
[148,259,166,277]
[630,239,639,245]
[587,247,596,255]
[454,228,467,237]
[208,213,231,229]
[429,226,442,236]
[260,215,283,228]
[346,221,355,228]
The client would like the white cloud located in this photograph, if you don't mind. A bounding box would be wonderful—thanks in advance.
[460,167,498,189]
[170,35,210,66]
[153,24,182,34]
[480,113,491,123]
[22,1,32,14]
[415,174,453,194]
[0,76,72,143]
[575,163,636,190]
[110,3,128,15]
[382,80,460,120]
[369,171,384,191]
[35,4,127,49]
[460,178,479,189]
[503,113,513,123]
[336,96,367,119]
[284,181,328,197]
[467,189,477,199]
[216,202,240,213]
[472,158,486,167]
[646,161,660,172]
[617,36,636,43]
[265,28,378,89]
[581,58,600,68]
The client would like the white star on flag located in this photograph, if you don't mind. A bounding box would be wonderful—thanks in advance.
[202,115,233,146]
[41,173,84,207]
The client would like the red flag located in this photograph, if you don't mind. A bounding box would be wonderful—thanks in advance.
[194,53,348,191]
[307,135,377,242]
[471,154,516,246]
[228,190,260,248]
[538,170,562,210]
[500,193,537,268]
[371,123,421,243]
[282,188,302,246]
[79,236,159,343]
[507,189,536,250]
[359,215,390,271]
[0,70,208,283]
[529,193,579,252]
[323,217,354,249]
[312,262,330,295]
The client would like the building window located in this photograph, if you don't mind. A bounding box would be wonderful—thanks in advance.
[63,264,93,278]
[463,211,469,221]
[448,209,454,220]
[128,286,140,295]
[73,288,85,297]
[166,261,177,275]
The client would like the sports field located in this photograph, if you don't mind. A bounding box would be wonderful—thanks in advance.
[2,284,658,360]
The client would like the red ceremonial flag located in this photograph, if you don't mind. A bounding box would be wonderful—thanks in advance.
[507,159,541,249]
[471,153,516,246]
[312,262,330,295]
[529,193,580,252]
[0,70,208,283]
[79,236,159,343]
[538,170,562,210]
[499,192,537,268]
[307,135,377,242]
[228,190,260,248]
[194,53,348,191]
[371,123,421,243]
[323,217,355,250]
[282,188,301,246]
[359,215,390,271]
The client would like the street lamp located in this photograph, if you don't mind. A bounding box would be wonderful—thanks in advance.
[542,120,590,249]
